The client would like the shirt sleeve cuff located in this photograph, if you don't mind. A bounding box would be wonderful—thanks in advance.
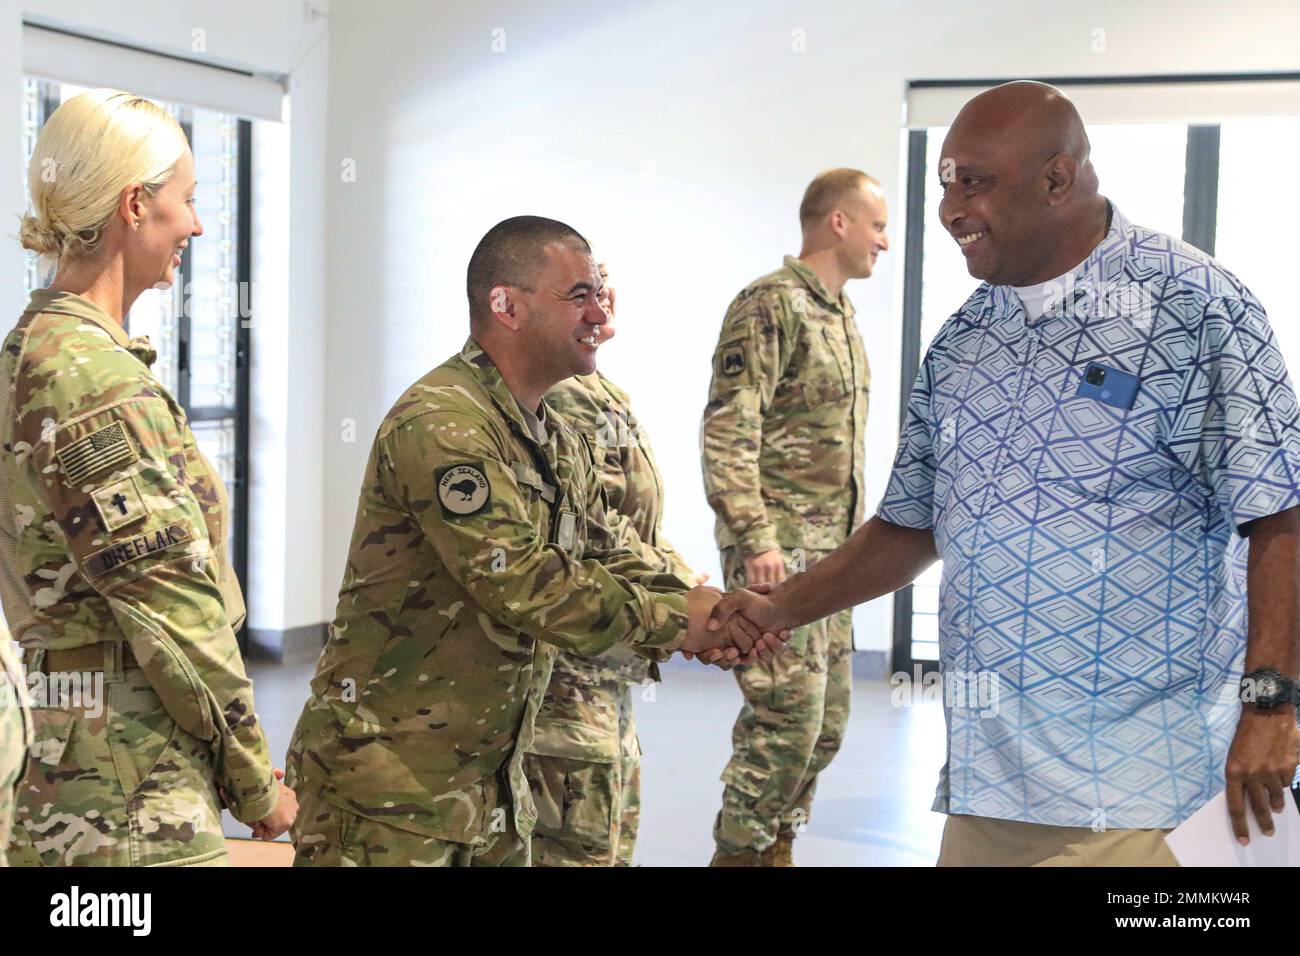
[875,500,935,531]
[735,527,782,557]
[630,591,689,653]
[225,771,280,823]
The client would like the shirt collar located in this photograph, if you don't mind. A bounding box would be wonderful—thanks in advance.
[25,289,131,349]
[986,201,1131,321]
[458,335,550,447]
[24,289,159,366]
[782,255,854,316]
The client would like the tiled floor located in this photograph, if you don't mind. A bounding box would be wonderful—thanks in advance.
[228,656,949,866]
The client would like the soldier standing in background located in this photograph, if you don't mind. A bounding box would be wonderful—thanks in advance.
[287,218,785,867]
[0,628,31,866]
[702,169,889,866]
[526,262,701,866]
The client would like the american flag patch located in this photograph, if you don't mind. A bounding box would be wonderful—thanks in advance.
[56,421,138,487]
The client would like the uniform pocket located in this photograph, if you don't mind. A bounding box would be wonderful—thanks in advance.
[526,754,616,851]
[719,756,769,800]
[795,377,851,409]
[27,707,76,767]
[524,752,566,834]
[528,717,619,763]
[111,674,225,865]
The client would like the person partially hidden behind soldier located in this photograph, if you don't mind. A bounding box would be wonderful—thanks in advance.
[525,260,707,866]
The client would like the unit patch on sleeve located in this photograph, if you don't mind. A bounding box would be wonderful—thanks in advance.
[437,463,491,516]
[721,345,746,376]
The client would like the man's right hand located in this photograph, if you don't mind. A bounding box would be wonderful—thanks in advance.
[708,583,794,641]
[744,549,787,587]
[681,586,786,669]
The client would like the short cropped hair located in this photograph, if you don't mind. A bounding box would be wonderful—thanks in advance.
[798,168,879,230]
[466,216,591,322]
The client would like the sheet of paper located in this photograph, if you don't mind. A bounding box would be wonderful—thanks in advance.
[1166,789,1300,866]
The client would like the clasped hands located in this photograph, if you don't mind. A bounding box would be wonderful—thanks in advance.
[679,583,793,669]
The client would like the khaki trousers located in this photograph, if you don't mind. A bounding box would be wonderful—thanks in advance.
[937,813,1179,867]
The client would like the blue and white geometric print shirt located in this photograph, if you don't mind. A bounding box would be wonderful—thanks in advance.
[878,204,1300,828]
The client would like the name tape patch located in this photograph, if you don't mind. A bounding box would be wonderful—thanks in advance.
[84,522,192,578]
[57,421,138,487]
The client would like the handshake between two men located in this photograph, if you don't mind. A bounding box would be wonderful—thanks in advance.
[677,582,795,669]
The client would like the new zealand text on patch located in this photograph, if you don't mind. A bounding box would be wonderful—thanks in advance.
[438,463,491,516]
[56,421,139,487]
[84,522,192,577]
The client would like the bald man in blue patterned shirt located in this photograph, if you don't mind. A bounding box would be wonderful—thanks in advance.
[709,80,1300,866]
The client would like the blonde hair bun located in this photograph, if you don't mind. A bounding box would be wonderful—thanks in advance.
[18,212,62,256]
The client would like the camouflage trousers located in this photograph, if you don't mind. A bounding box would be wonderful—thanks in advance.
[524,679,642,866]
[7,645,228,867]
[290,784,528,866]
[714,547,853,854]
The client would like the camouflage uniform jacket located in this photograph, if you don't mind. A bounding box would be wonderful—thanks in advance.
[702,256,870,555]
[286,338,691,844]
[530,372,695,761]
[0,290,277,822]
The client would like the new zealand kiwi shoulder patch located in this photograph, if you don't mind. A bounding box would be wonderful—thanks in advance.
[437,462,491,516]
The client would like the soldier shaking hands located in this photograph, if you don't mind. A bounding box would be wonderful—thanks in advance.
[286,217,787,867]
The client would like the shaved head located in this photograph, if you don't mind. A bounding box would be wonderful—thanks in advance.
[467,215,590,324]
[938,81,1109,286]
[952,81,1094,183]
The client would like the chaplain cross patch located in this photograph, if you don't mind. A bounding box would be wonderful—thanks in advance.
[57,421,138,487]
[92,476,147,532]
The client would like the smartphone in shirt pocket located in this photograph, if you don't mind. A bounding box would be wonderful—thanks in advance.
[1076,361,1140,410]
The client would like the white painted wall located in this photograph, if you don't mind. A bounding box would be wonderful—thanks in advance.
[1,0,330,639]
[320,0,1300,650]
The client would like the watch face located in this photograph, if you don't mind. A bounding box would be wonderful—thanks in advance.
[1257,675,1283,702]
[1243,672,1287,706]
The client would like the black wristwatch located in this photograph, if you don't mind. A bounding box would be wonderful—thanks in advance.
[1239,668,1300,709]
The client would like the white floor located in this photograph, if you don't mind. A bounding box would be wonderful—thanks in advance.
[230,655,949,866]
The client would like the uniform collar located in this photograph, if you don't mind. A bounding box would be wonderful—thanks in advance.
[24,288,159,367]
[459,335,552,448]
[986,200,1131,321]
[782,255,854,316]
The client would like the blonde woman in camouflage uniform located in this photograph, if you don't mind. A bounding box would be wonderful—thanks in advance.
[1,90,296,866]
[526,263,701,866]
